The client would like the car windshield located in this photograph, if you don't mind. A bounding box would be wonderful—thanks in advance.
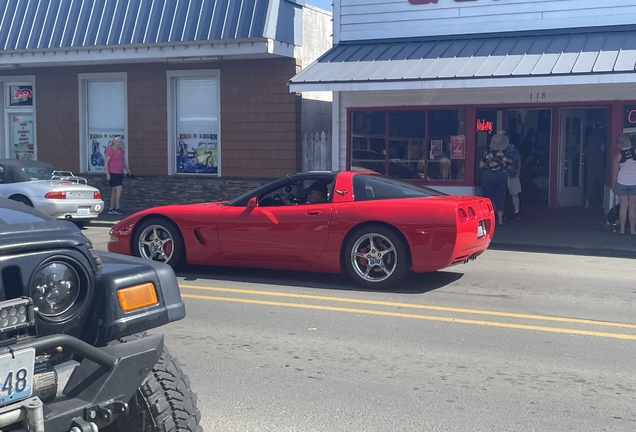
[21,166,55,181]
[353,174,446,201]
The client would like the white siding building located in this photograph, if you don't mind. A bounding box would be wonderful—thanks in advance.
[291,0,636,209]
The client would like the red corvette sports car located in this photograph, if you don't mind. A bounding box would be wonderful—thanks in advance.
[108,171,495,289]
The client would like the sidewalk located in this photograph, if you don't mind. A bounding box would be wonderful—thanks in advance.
[89,205,636,259]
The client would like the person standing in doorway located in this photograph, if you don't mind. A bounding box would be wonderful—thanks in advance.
[480,131,513,226]
[105,136,131,215]
[611,133,636,234]
[505,136,523,220]
[584,122,607,208]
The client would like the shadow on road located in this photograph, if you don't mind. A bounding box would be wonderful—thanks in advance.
[179,265,464,294]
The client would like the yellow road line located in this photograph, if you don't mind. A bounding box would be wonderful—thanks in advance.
[181,293,636,340]
[179,284,636,329]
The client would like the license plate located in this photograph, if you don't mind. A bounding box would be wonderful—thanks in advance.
[77,207,90,216]
[0,348,35,405]
[477,221,486,238]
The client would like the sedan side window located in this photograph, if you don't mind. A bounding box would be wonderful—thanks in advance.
[259,179,334,206]
[259,181,303,207]
[353,174,445,201]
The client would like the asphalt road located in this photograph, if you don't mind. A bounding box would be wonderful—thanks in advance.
[84,225,636,431]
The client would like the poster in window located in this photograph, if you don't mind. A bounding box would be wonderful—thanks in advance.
[450,135,466,159]
[9,86,33,106]
[10,115,34,160]
[430,140,443,157]
[177,134,218,174]
[88,132,125,172]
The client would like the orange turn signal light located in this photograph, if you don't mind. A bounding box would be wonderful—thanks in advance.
[117,283,158,312]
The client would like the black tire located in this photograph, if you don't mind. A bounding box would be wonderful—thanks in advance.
[10,195,33,207]
[133,217,185,268]
[105,339,203,432]
[344,225,411,290]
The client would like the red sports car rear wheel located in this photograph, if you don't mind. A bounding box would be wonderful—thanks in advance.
[345,225,410,290]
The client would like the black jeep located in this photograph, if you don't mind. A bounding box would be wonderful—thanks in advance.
[0,198,201,431]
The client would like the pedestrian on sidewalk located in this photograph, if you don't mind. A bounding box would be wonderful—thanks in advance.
[104,136,131,216]
[505,135,523,220]
[610,133,636,234]
[480,131,513,226]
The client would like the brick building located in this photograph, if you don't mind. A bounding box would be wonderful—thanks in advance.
[0,0,332,210]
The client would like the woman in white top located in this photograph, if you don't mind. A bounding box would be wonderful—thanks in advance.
[611,133,636,234]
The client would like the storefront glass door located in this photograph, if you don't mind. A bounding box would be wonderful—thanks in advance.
[559,109,585,207]
[506,109,551,207]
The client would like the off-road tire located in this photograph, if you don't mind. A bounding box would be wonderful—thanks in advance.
[105,336,203,432]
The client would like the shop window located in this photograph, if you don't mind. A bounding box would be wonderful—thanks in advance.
[622,105,636,144]
[79,74,127,172]
[388,110,426,179]
[426,110,466,181]
[474,109,500,184]
[4,81,36,160]
[168,70,220,175]
[349,109,467,182]
[350,110,387,174]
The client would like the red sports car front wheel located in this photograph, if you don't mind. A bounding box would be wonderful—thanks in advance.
[133,217,185,269]
[344,225,410,290]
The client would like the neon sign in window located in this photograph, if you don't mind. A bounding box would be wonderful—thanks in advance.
[476,119,494,134]
[622,105,636,129]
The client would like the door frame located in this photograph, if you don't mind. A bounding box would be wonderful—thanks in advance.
[558,109,586,207]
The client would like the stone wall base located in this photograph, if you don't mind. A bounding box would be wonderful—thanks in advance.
[84,174,275,212]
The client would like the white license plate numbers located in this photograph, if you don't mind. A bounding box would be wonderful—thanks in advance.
[77,207,90,216]
[0,348,35,405]
[477,222,485,238]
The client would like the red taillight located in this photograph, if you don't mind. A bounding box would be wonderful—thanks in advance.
[467,206,476,220]
[94,191,101,199]
[458,208,468,223]
[44,191,66,199]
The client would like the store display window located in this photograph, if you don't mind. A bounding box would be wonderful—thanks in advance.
[426,110,466,181]
[79,74,127,172]
[349,108,467,182]
[4,81,36,160]
[623,104,636,144]
[168,70,220,176]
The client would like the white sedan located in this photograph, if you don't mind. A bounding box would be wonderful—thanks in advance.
[0,159,104,224]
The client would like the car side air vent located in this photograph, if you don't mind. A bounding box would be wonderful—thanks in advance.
[1,266,23,301]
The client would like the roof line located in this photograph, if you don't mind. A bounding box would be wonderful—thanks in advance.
[334,24,636,47]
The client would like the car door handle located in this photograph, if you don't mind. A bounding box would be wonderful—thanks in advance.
[306,209,324,215]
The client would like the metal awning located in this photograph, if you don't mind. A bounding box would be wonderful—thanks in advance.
[290,26,636,92]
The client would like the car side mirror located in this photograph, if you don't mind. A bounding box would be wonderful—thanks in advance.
[247,197,258,208]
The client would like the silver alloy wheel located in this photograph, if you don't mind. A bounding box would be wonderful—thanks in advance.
[138,224,174,263]
[350,232,397,283]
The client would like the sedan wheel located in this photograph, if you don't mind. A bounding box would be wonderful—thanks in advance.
[345,225,410,290]
[133,218,185,268]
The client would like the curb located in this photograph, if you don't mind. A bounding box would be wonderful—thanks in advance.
[87,220,119,228]
[489,242,636,260]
